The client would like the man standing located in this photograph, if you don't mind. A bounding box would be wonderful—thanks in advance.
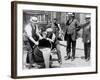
[82,15,91,61]
[51,18,62,64]
[25,16,42,68]
[65,13,80,61]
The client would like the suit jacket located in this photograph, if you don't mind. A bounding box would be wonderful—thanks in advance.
[82,23,91,43]
[65,19,80,41]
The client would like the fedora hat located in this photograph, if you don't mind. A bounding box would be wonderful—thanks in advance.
[46,28,53,32]
[30,16,38,22]
[85,15,91,19]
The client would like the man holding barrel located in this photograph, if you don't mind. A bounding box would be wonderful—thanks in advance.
[25,16,42,68]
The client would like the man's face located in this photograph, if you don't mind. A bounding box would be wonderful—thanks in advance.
[47,32,51,35]
[85,18,90,22]
[31,20,38,25]
[53,19,57,23]
[43,32,47,38]
[69,15,74,19]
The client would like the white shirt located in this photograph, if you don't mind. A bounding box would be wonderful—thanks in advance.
[24,23,32,37]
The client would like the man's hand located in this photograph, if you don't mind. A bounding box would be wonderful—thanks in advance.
[87,40,90,43]
[46,38,53,42]
[39,36,43,40]
[35,41,39,45]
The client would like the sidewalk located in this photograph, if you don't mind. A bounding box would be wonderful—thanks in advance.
[23,38,91,69]
[51,38,90,68]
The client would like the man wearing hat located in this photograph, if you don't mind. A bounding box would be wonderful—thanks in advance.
[65,13,80,61]
[82,14,91,61]
[25,16,42,68]
[46,28,55,42]
[45,28,56,51]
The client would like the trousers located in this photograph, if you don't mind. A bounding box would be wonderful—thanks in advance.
[66,34,76,58]
[84,42,91,59]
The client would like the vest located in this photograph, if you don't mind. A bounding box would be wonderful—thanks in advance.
[31,24,39,41]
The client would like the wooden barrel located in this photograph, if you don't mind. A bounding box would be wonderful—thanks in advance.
[34,39,52,68]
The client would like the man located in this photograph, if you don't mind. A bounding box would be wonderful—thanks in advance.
[44,28,56,67]
[65,13,80,61]
[46,28,56,50]
[46,28,55,41]
[51,18,62,64]
[25,16,42,68]
[82,15,91,61]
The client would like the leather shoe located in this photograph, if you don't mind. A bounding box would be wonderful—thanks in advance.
[65,56,70,60]
[71,57,75,61]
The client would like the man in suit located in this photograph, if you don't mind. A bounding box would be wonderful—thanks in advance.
[65,13,80,61]
[82,15,91,61]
